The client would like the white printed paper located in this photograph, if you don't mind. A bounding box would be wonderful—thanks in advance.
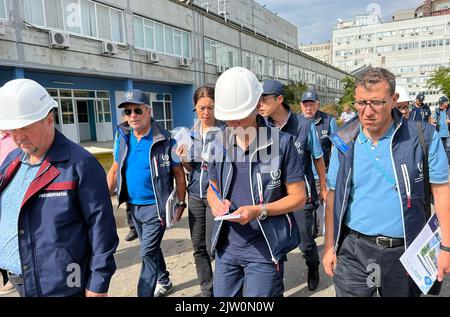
[400,213,441,294]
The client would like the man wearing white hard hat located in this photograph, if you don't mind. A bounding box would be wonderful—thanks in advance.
[207,67,306,297]
[394,85,412,119]
[0,79,118,297]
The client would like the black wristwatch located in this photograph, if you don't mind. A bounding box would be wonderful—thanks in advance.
[440,243,450,253]
[176,201,187,208]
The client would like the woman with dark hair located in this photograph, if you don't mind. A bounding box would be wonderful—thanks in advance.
[176,86,223,297]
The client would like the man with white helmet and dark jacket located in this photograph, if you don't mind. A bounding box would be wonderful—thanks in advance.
[207,67,306,297]
[0,79,118,297]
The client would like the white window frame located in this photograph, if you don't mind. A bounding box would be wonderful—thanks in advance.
[24,0,125,44]
[0,0,7,21]
[133,15,191,58]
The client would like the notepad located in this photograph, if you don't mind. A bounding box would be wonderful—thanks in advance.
[214,214,241,221]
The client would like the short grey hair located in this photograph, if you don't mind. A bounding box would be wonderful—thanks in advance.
[355,67,396,96]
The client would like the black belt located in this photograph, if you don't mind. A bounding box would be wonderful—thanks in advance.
[7,272,23,285]
[349,229,404,248]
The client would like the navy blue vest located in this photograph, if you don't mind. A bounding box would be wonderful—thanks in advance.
[331,110,434,250]
[268,105,318,205]
[210,116,301,264]
[313,111,334,167]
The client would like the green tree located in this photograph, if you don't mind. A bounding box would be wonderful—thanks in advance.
[283,81,308,113]
[338,76,356,111]
[427,67,450,97]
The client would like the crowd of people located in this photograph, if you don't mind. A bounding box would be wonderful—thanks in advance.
[0,66,449,297]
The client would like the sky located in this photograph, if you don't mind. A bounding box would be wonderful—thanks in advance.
[254,0,424,45]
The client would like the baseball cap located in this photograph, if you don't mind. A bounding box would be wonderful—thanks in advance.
[416,93,425,103]
[301,90,319,102]
[118,89,150,108]
[262,80,284,96]
[438,96,448,104]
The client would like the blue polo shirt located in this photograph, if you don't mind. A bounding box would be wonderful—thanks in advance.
[0,154,42,274]
[114,129,156,205]
[434,109,449,138]
[327,124,449,237]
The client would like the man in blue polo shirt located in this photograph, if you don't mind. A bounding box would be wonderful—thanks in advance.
[107,89,187,297]
[323,67,450,297]
[258,80,327,292]
[432,96,450,165]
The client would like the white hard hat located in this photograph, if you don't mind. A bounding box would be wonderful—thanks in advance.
[214,67,263,121]
[0,79,57,130]
[395,85,412,103]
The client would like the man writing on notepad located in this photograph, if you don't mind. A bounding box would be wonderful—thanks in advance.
[206,67,306,297]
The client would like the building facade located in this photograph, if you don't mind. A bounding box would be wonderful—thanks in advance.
[300,42,333,64]
[0,0,347,144]
[333,0,450,109]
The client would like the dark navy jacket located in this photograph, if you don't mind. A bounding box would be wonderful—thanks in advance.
[313,111,334,168]
[186,120,225,199]
[115,120,174,221]
[410,105,431,123]
[0,130,118,296]
[267,105,318,205]
[210,116,303,264]
[330,110,435,250]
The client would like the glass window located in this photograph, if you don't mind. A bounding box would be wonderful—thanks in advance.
[164,26,174,54]
[155,23,164,52]
[60,90,72,97]
[45,0,64,29]
[174,30,182,56]
[47,88,58,97]
[111,9,123,42]
[144,20,155,50]
[96,4,111,40]
[103,100,111,122]
[61,99,75,124]
[182,32,190,58]
[63,0,81,34]
[204,39,211,63]
[152,101,164,121]
[81,0,97,37]
[0,0,6,20]
[133,16,145,48]
[96,91,109,98]
[24,0,45,25]
[77,102,89,123]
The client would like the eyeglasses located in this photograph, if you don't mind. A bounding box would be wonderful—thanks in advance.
[396,105,410,111]
[353,95,394,110]
[124,108,144,116]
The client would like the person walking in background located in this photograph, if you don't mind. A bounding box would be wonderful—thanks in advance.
[339,105,356,124]
[409,92,431,123]
[175,86,224,297]
[432,96,450,165]
[394,86,412,119]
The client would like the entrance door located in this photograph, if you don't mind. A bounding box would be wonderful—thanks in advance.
[95,100,113,142]
[60,99,79,143]
[76,100,92,142]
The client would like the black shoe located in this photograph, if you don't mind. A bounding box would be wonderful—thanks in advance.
[124,228,138,241]
[307,265,320,291]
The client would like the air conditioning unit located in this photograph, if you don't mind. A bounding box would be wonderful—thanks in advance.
[416,31,420,35]
[378,36,383,40]
[101,41,118,55]
[147,51,159,64]
[410,31,415,36]
[421,70,425,75]
[256,74,263,81]
[400,33,405,37]
[346,40,350,44]
[49,31,70,49]
[377,52,382,56]
[337,41,341,45]
[429,30,434,34]
[179,57,191,68]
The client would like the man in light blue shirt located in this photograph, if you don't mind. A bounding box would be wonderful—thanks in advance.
[323,67,450,297]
